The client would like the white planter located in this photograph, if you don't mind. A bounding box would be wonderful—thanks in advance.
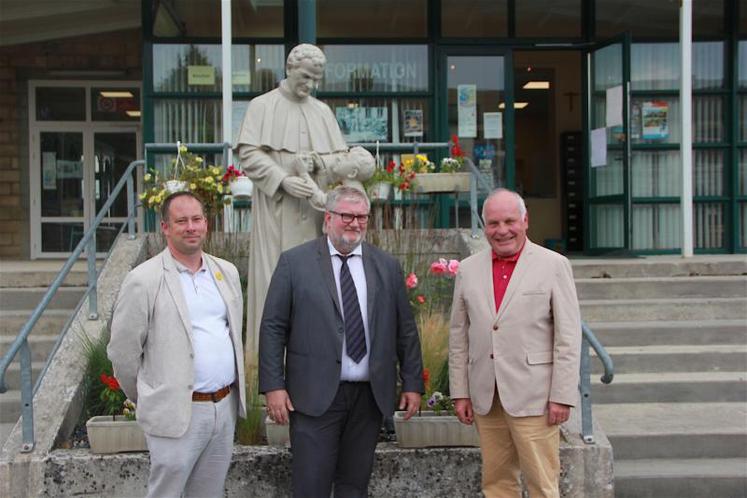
[229,176,253,199]
[393,411,479,448]
[369,182,392,203]
[164,180,188,194]
[414,172,471,193]
[86,416,147,454]
[264,416,290,446]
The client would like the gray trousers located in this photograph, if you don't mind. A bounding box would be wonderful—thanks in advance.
[289,382,383,498]
[145,389,237,498]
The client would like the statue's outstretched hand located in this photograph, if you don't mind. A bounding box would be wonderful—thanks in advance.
[281,176,314,198]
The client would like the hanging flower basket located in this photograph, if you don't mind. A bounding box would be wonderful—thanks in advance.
[369,182,392,203]
[414,172,471,193]
[230,176,253,199]
[393,411,480,448]
[86,416,147,454]
[163,179,188,194]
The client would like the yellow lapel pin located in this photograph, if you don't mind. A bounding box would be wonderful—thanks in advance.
[215,271,224,281]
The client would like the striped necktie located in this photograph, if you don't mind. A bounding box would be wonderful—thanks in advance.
[337,254,367,363]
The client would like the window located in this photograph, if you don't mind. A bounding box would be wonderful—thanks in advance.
[318,0,427,38]
[153,0,283,38]
[441,0,508,38]
[596,0,724,39]
[515,0,581,38]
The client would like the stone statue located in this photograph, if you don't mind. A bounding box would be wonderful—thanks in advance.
[236,44,374,364]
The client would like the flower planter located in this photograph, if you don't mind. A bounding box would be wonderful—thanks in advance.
[264,416,290,446]
[86,416,147,454]
[229,176,253,199]
[414,172,471,193]
[368,182,392,203]
[393,411,479,448]
[164,179,188,194]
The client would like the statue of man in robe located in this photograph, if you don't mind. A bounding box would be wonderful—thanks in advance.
[236,44,373,365]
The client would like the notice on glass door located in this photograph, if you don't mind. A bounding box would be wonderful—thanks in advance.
[42,152,57,190]
[605,85,623,127]
[590,127,607,167]
[483,112,503,139]
[457,84,477,138]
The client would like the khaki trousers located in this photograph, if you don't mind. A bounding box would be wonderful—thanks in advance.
[474,395,560,498]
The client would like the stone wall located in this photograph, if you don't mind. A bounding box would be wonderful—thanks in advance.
[0,29,141,259]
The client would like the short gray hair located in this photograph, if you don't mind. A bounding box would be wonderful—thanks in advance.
[287,44,326,71]
[481,188,527,223]
[326,185,370,212]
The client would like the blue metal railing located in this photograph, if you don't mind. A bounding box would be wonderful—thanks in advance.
[580,322,614,443]
[0,142,230,452]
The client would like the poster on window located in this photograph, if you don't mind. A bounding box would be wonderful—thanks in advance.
[641,101,669,140]
[336,106,388,142]
[42,152,57,190]
[403,109,423,138]
[457,84,477,138]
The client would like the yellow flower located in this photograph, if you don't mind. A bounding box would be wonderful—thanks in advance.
[196,157,204,163]
[217,184,223,193]
[416,154,428,163]
[204,176,214,184]
[211,167,221,175]
[144,173,152,182]
[178,144,188,154]
[139,192,147,200]
[190,183,197,190]
[215,271,223,281]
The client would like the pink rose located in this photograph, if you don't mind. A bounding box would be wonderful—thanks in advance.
[447,259,460,276]
[416,295,426,304]
[405,272,418,289]
[429,258,448,275]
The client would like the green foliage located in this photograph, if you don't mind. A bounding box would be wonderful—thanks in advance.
[79,330,116,421]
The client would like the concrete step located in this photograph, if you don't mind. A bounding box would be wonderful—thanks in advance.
[586,320,747,347]
[591,372,747,403]
[0,310,71,338]
[0,334,57,362]
[594,403,747,460]
[0,260,90,288]
[580,297,747,322]
[0,287,86,312]
[614,458,747,498]
[592,345,747,374]
[0,390,22,423]
[575,276,747,300]
[1,361,44,390]
[570,256,747,279]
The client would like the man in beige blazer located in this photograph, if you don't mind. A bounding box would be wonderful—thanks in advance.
[109,191,246,498]
[449,188,581,498]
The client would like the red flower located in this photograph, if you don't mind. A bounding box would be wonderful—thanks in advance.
[386,160,396,174]
[430,258,448,275]
[416,294,426,304]
[100,373,120,391]
[450,135,464,158]
[422,368,430,388]
[405,272,418,289]
[399,182,410,191]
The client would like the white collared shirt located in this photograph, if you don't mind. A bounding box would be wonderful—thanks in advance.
[327,238,370,381]
[175,255,236,392]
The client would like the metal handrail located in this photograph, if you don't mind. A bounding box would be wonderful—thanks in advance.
[579,322,614,444]
[0,142,231,453]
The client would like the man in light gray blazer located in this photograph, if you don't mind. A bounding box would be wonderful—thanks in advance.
[259,185,424,498]
[108,191,246,498]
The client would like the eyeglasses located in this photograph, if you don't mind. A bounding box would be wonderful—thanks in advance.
[330,210,370,224]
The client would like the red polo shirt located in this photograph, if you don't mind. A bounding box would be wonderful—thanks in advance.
[492,243,525,312]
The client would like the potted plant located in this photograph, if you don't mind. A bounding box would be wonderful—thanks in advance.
[394,390,479,448]
[223,164,252,199]
[413,136,471,193]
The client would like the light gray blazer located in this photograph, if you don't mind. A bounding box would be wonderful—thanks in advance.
[108,249,247,438]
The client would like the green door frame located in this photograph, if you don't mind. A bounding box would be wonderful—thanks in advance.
[434,45,515,227]
[583,32,632,254]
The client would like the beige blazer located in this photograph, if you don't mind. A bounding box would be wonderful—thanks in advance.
[449,239,581,417]
[108,249,247,438]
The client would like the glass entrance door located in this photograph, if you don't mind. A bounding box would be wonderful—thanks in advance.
[586,35,632,252]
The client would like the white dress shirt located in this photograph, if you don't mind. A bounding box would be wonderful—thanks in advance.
[327,238,370,381]
[175,256,236,392]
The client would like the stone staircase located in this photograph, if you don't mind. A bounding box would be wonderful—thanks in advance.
[0,261,87,445]
[573,256,747,498]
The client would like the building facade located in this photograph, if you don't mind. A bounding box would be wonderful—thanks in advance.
[0,0,745,259]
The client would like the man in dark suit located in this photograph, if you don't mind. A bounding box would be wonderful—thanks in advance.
[259,185,424,498]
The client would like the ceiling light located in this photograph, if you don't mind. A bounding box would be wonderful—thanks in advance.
[523,81,550,89]
[498,102,529,109]
[100,91,134,98]
[126,110,141,117]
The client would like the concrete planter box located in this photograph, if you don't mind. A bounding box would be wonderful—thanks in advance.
[394,411,480,448]
[86,416,147,454]
[264,416,290,446]
[414,172,471,193]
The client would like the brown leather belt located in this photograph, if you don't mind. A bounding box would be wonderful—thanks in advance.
[192,385,231,403]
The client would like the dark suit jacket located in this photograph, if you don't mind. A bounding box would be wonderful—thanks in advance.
[259,236,424,417]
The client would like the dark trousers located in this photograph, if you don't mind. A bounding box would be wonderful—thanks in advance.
[289,382,383,498]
